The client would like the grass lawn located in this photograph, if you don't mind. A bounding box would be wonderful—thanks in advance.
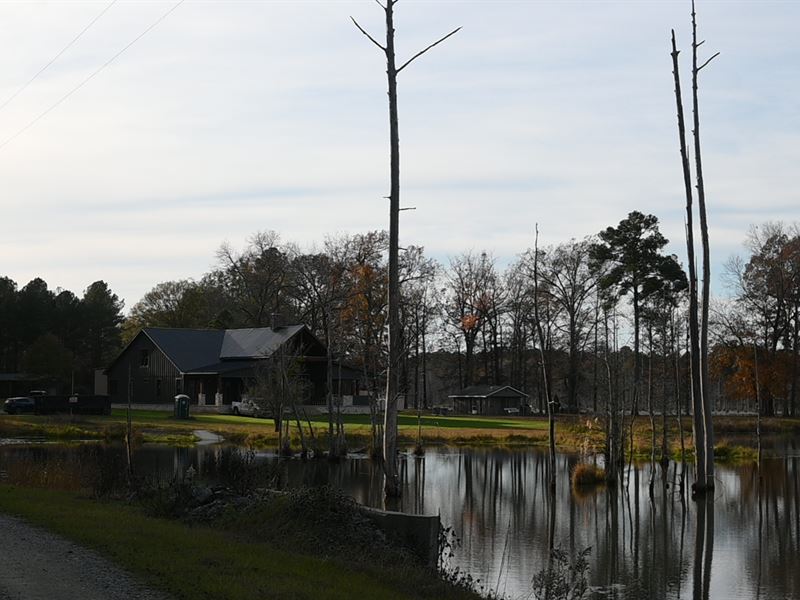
[0,485,476,600]
[0,409,552,448]
[1,409,796,460]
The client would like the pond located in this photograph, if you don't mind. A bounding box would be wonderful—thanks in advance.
[1,439,798,600]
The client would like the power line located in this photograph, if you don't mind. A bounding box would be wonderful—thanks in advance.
[0,0,185,153]
[0,0,118,114]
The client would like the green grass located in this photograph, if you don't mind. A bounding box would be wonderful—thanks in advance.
[0,485,476,600]
[2,410,792,461]
[140,432,200,446]
[106,409,550,432]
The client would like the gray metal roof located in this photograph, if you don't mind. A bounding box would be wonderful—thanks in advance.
[448,385,529,399]
[144,328,226,372]
[220,325,305,359]
[142,325,306,373]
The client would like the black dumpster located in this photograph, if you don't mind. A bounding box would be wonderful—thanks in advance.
[174,394,191,419]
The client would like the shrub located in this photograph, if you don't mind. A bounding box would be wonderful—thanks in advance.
[216,447,277,496]
[137,475,197,519]
[571,463,606,487]
[532,546,592,600]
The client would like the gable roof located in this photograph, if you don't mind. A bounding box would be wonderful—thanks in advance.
[107,324,319,374]
[448,385,529,399]
[220,325,305,359]
[144,328,226,372]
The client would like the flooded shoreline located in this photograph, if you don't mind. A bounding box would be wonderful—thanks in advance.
[1,440,799,599]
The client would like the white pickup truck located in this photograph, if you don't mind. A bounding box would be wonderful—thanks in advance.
[231,397,264,417]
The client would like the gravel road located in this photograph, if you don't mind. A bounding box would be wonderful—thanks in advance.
[0,514,172,600]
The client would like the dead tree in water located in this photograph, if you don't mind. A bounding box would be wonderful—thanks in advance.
[533,225,556,489]
[669,0,718,494]
[351,1,459,498]
[753,341,762,464]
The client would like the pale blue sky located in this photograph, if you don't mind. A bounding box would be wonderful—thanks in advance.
[0,0,797,308]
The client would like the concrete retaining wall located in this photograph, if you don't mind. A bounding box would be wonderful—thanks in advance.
[361,506,440,568]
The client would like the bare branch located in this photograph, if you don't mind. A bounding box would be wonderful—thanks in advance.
[697,51,720,71]
[351,17,386,52]
[696,40,706,47]
[374,0,386,9]
[396,26,461,73]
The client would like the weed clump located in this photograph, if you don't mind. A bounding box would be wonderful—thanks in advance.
[571,463,606,487]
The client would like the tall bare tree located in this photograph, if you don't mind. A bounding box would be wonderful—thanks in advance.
[352,2,459,498]
[539,238,599,413]
[670,0,718,493]
[533,225,556,489]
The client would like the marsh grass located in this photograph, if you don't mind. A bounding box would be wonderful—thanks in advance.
[571,463,606,487]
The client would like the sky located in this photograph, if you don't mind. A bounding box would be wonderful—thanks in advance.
[0,0,798,311]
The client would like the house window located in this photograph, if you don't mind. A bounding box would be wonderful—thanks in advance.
[139,349,149,367]
[175,378,182,395]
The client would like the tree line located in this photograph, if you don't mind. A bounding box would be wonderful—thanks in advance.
[120,216,799,423]
[0,277,123,392]
[3,217,795,422]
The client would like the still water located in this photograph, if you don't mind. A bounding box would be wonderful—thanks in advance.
[1,440,799,600]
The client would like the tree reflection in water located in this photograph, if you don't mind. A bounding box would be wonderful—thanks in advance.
[2,443,799,599]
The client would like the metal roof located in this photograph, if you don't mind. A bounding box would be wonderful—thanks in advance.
[140,325,308,374]
[220,325,305,359]
[448,385,529,399]
[144,328,226,372]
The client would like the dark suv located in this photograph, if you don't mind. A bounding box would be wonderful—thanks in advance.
[3,397,36,415]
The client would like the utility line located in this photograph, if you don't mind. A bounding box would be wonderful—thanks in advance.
[0,0,118,113]
[0,0,185,153]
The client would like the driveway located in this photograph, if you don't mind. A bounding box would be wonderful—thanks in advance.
[0,514,171,600]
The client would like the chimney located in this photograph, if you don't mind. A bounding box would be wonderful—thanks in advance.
[270,313,284,330]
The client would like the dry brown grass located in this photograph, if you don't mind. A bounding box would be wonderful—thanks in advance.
[571,463,606,487]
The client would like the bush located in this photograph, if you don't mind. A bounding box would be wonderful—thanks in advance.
[571,463,606,487]
[216,447,276,496]
[532,546,592,600]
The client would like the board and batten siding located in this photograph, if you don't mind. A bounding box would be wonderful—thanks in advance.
[107,333,182,404]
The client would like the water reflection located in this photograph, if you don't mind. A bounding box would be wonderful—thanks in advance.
[1,441,798,600]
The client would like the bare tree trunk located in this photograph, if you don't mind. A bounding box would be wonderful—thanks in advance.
[673,311,687,489]
[660,319,670,469]
[292,403,308,459]
[126,364,134,484]
[533,225,556,490]
[604,304,621,484]
[352,0,459,500]
[381,1,402,499]
[754,341,762,464]
[670,28,706,493]
[303,408,320,458]
[413,307,420,409]
[422,310,429,409]
[593,290,600,414]
[326,317,337,458]
[691,0,717,490]
[627,287,641,475]
[790,302,798,417]
[647,325,656,496]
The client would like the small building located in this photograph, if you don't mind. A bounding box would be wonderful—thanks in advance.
[105,325,351,407]
[449,385,530,416]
